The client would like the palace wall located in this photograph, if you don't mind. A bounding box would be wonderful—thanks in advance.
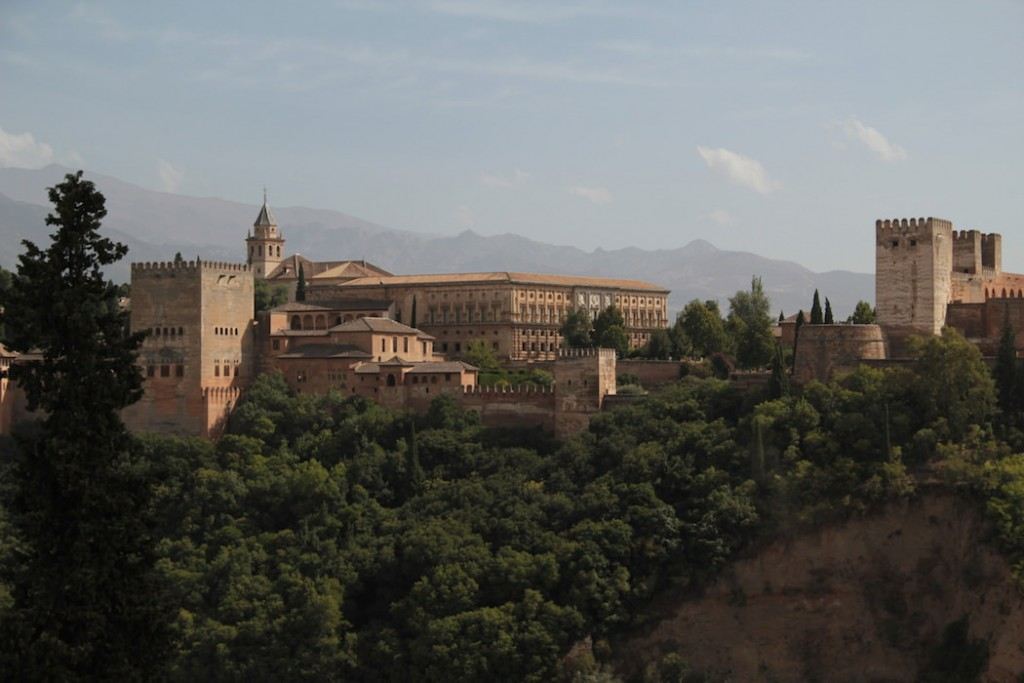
[792,324,886,384]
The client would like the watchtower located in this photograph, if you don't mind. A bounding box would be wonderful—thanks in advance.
[245,191,285,278]
[122,259,254,437]
[552,347,617,438]
[875,217,953,350]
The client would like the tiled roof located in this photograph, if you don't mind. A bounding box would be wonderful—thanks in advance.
[329,317,422,335]
[266,256,392,282]
[334,271,668,292]
[405,361,479,374]
[271,301,332,312]
[276,343,371,359]
[353,360,479,374]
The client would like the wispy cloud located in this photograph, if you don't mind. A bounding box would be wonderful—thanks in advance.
[157,159,184,193]
[837,117,908,162]
[569,185,612,205]
[696,146,780,194]
[600,39,809,62]
[338,0,637,24]
[480,169,530,188]
[705,209,734,226]
[0,125,55,168]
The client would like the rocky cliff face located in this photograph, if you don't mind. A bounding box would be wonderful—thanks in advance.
[615,494,1024,682]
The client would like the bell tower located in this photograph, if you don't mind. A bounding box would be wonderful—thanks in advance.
[245,189,285,278]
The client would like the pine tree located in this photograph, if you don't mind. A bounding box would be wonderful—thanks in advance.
[810,289,823,324]
[296,262,307,302]
[0,171,172,677]
[824,298,834,324]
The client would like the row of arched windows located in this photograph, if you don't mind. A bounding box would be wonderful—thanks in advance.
[214,326,240,336]
[289,313,365,330]
[250,244,282,258]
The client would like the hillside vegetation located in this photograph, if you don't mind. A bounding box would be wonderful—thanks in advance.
[4,326,1023,680]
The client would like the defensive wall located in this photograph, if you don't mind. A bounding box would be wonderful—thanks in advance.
[792,324,886,385]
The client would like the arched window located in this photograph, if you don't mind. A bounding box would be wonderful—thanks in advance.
[259,245,263,256]
[290,315,301,330]
[386,374,396,387]
[276,246,281,257]
[1003,288,1008,298]
[315,315,326,330]
[178,326,183,335]
[302,314,313,329]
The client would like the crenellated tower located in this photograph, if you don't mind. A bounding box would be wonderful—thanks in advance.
[246,190,285,278]
[875,217,953,352]
[122,259,254,437]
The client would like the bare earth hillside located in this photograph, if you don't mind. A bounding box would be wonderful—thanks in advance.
[615,494,1024,682]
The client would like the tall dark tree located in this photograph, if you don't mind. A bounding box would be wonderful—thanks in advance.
[995,307,1018,415]
[791,310,806,371]
[559,307,592,348]
[592,305,629,355]
[728,276,774,369]
[823,297,834,324]
[848,300,876,324]
[810,289,823,324]
[644,328,672,360]
[0,172,172,677]
[296,262,307,302]
[768,343,790,399]
[778,310,785,323]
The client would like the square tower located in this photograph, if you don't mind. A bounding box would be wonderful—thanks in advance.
[123,259,254,436]
[875,217,953,349]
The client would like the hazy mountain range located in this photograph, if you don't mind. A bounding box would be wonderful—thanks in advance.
[0,165,873,316]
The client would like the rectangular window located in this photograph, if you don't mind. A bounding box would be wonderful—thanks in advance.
[214,365,220,377]
[234,364,239,377]
[272,340,280,350]
[381,338,386,352]
[146,365,155,378]
[404,338,409,353]
[175,364,184,377]
[160,365,170,377]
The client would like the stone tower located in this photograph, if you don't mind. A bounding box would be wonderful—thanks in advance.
[552,347,617,438]
[245,190,284,278]
[122,259,255,437]
[875,217,953,352]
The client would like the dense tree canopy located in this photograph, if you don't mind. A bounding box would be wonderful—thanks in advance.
[727,277,775,369]
[0,171,171,677]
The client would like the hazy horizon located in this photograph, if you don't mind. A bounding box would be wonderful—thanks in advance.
[1,1,1021,272]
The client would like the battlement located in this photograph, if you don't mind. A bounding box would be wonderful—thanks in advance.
[131,259,250,274]
[875,217,953,236]
[462,384,553,395]
[202,386,242,399]
[557,347,617,360]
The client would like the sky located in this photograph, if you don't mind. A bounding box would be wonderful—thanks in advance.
[0,1,1021,273]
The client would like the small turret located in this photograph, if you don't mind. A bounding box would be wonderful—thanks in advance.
[245,189,285,279]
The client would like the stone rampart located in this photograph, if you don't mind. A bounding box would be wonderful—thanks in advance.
[793,324,886,384]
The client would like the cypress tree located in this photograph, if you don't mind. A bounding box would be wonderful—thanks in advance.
[778,310,785,323]
[296,262,307,302]
[995,307,1017,414]
[791,309,805,370]
[810,289,823,324]
[768,343,790,399]
[824,297,834,324]
[411,295,418,329]
[750,419,766,484]
[0,171,172,677]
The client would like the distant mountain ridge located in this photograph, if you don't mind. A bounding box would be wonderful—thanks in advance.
[0,165,873,316]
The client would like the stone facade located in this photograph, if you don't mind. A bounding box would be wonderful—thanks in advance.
[306,273,669,361]
[121,259,254,438]
[792,324,887,385]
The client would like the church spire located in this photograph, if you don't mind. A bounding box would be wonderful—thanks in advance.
[247,188,284,279]
[254,189,277,228]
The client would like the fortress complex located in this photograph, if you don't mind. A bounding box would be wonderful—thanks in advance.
[17,196,664,439]
[792,216,1024,382]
